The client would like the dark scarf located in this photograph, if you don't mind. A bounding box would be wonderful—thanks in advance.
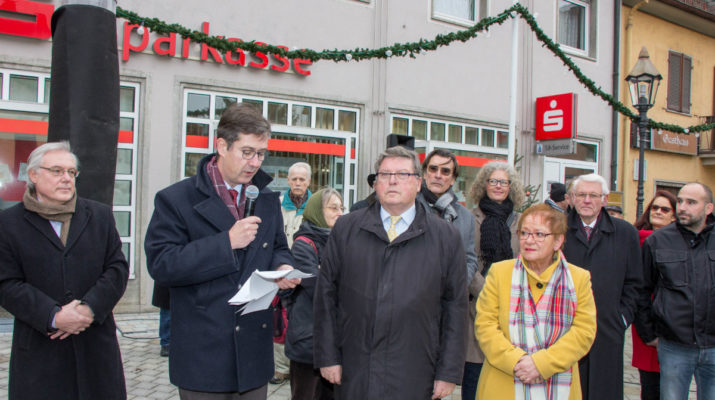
[479,196,514,275]
[289,191,309,211]
[420,183,459,222]
[23,186,77,245]
[206,155,241,220]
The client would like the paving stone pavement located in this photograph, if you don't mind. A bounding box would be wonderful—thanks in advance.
[0,312,697,399]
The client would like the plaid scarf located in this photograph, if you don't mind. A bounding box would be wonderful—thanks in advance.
[508,252,577,400]
[206,155,241,220]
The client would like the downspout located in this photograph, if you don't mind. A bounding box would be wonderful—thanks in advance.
[611,1,621,192]
[620,0,649,193]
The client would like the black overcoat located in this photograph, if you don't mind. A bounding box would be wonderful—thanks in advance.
[144,154,294,393]
[0,198,128,400]
[314,202,467,400]
[563,209,642,400]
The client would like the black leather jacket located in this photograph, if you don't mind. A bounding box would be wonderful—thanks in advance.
[636,218,715,348]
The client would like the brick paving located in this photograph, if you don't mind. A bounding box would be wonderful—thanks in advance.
[0,312,698,399]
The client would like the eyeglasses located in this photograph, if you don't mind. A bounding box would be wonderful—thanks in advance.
[517,230,553,242]
[324,205,345,212]
[427,165,453,176]
[487,178,511,187]
[574,192,603,200]
[651,205,672,213]
[375,172,419,182]
[39,166,80,178]
[240,148,269,161]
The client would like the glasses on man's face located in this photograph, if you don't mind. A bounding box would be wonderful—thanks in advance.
[517,230,553,242]
[651,205,672,213]
[574,192,602,200]
[324,205,345,213]
[39,166,80,178]
[375,172,419,182]
[427,165,453,176]
[487,178,510,187]
[240,148,269,161]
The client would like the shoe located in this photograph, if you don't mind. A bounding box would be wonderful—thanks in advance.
[269,373,288,385]
[160,345,169,357]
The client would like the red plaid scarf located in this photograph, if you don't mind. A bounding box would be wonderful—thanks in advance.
[206,155,243,220]
[508,252,577,399]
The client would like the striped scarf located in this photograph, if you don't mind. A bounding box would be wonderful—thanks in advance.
[206,155,240,221]
[508,253,577,400]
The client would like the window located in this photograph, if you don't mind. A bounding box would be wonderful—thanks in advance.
[667,51,692,114]
[0,69,141,278]
[558,0,596,58]
[432,0,488,25]
[181,90,359,207]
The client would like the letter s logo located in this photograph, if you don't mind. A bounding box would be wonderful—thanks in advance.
[543,100,563,132]
[0,0,54,40]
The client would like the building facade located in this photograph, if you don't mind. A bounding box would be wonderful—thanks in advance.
[619,0,715,221]
[1,0,617,311]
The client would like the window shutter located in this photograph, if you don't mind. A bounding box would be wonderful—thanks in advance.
[667,51,682,111]
[682,54,692,114]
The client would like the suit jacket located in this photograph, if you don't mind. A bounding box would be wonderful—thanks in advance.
[0,197,128,400]
[144,154,294,393]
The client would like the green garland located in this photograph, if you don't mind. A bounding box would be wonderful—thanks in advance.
[115,3,714,135]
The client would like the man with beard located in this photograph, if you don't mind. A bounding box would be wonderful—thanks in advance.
[415,149,478,399]
[636,182,715,400]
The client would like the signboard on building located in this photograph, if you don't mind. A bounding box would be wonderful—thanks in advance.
[535,93,578,141]
[652,130,697,155]
[535,139,575,156]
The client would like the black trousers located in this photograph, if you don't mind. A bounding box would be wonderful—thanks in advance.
[289,360,334,400]
[638,369,660,400]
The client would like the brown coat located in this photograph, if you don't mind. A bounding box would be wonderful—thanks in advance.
[465,207,520,363]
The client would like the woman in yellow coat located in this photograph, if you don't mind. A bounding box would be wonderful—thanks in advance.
[475,204,597,399]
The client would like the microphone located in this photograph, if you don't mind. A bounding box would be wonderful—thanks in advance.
[244,185,259,217]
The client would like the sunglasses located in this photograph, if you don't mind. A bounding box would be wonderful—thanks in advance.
[651,205,672,213]
[427,165,453,176]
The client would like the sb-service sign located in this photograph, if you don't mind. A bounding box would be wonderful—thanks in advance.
[535,93,577,141]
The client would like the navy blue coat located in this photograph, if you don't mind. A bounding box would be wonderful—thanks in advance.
[144,154,294,393]
[0,198,128,400]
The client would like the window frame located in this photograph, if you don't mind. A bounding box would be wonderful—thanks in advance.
[666,50,692,115]
[431,0,488,27]
[557,0,597,59]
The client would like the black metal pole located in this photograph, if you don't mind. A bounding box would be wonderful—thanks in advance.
[636,104,650,218]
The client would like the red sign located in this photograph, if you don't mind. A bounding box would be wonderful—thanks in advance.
[121,21,312,76]
[535,93,577,140]
[0,0,53,39]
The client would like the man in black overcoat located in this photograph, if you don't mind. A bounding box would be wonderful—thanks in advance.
[563,173,642,400]
[145,103,298,399]
[314,146,467,400]
[0,141,128,399]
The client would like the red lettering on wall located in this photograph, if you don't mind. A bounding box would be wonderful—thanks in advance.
[0,0,53,39]
[248,42,269,69]
[182,36,190,58]
[293,57,312,76]
[153,33,177,57]
[225,38,246,66]
[200,22,223,63]
[122,21,149,61]
[271,45,290,72]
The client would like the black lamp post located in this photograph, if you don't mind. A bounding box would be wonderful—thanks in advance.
[625,47,662,218]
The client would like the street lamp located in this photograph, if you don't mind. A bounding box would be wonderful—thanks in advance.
[625,46,662,218]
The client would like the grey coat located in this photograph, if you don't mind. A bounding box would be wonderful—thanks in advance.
[466,206,520,364]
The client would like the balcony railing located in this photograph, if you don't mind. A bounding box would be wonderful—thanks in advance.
[697,116,715,155]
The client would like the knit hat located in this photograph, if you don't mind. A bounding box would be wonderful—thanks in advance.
[549,183,566,202]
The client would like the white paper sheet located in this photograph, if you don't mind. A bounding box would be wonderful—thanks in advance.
[228,269,313,315]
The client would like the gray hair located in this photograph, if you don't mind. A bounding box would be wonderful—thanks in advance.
[373,146,421,177]
[571,173,609,196]
[289,162,312,177]
[468,161,525,207]
[320,187,343,208]
[26,141,79,190]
